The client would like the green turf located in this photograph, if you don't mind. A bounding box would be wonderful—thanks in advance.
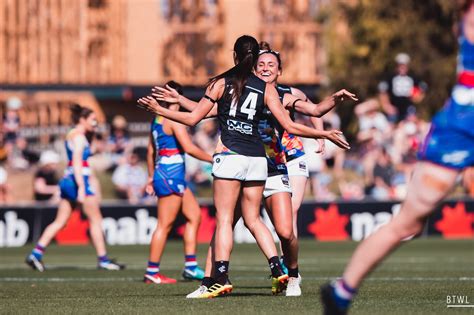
[0,239,473,314]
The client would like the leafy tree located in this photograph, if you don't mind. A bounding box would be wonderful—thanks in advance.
[319,0,459,129]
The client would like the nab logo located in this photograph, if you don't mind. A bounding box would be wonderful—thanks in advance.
[299,161,307,171]
[227,119,253,135]
[281,175,289,186]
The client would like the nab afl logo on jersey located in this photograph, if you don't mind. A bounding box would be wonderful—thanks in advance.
[227,119,253,135]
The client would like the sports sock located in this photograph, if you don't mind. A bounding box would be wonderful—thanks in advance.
[214,261,229,285]
[332,279,357,309]
[146,261,160,276]
[31,244,45,260]
[268,256,283,278]
[98,255,110,264]
[201,277,215,288]
[288,266,299,278]
[184,254,198,271]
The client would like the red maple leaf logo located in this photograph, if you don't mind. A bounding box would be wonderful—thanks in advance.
[177,206,216,243]
[307,204,349,241]
[55,210,90,245]
[435,202,474,239]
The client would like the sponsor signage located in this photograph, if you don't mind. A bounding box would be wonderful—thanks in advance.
[0,200,473,247]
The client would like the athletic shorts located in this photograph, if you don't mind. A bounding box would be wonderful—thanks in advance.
[59,175,95,201]
[286,155,309,178]
[418,115,474,169]
[263,174,292,198]
[212,154,267,181]
[153,164,186,197]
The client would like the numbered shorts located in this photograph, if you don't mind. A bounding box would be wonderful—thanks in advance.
[286,155,309,178]
[153,164,187,197]
[212,154,267,181]
[59,175,95,201]
[263,174,292,198]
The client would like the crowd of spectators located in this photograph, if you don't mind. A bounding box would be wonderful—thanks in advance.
[1,53,474,204]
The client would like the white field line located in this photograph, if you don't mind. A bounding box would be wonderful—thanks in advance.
[0,276,473,283]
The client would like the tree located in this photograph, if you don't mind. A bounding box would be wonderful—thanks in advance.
[319,0,459,129]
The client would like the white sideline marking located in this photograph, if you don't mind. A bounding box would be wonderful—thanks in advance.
[447,305,474,308]
[1,276,473,283]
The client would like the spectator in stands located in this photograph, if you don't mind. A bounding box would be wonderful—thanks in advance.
[89,133,113,172]
[185,119,218,192]
[3,97,29,169]
[370,147,396,200]
[378,53,427,123]
[3,97,21,146]
[34,150,60,203]
[355,99,392,195]
[107,115,132,169]
[112,148,148,203]
[0,162,8,204]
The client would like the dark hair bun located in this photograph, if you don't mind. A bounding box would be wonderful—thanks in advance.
[259,41,272,50]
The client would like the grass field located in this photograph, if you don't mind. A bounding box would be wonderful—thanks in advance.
[1,239,473,314]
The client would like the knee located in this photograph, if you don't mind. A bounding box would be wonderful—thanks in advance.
[276,227,294,243]
[243,218,258,232]
[156,221,173,235]
[188,215,201,226]
[392,218,425,239]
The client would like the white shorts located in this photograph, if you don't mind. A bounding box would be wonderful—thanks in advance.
[212,154,267,181]
[286,155,309,178]
[263,174,292,198]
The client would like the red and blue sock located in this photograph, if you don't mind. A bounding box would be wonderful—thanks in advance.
[31,244,45,260]
[184,255,198,271]
[146,261,160,276]
[98,255,110,264]
[332,279,357,309]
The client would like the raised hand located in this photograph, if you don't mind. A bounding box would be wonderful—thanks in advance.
[333,89,358,104]
[152,85,180,104]
[137,96,162,114]
[324,130,350,150]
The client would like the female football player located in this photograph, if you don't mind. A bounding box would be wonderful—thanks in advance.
[26,105,124,271]
[143,81,213,284]
[138,35,350,298]
[321,2,474,314]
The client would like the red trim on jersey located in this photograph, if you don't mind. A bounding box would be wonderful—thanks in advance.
[158,148,181,156]
[458,71,474,87]
[67,161,89,167]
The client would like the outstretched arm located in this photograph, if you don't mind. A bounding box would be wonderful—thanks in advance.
[265,84,350,150]
[138,79,224,126]
[145,134,155,196]
[171,122,213,163]
[286,88,357,118]
[152,85,218,118]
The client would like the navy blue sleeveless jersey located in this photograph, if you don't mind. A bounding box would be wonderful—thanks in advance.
[216,74,267,157]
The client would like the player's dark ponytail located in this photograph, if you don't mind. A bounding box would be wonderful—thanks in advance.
[71,104,93,124]
[208,35,259,103]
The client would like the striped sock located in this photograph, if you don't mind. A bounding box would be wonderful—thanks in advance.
[184,255,198,271]
[31,244,45,260]
[98,255,110,264]
[146,261,160,276]
[332,279,357,309]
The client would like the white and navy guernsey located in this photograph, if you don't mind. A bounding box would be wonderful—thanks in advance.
[215,73,267,157]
